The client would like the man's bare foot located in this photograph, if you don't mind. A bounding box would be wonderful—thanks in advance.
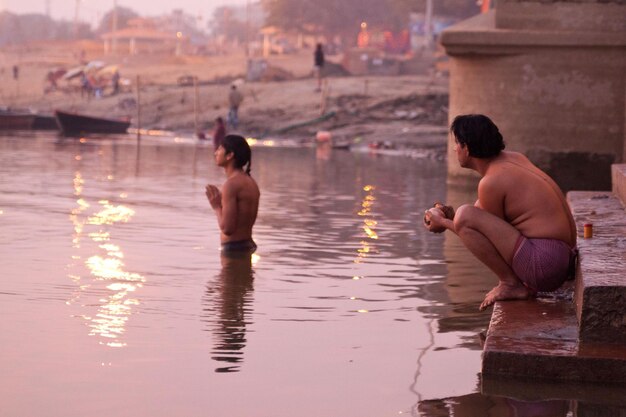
[479,283,530,310]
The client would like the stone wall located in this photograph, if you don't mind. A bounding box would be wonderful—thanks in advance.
[441,2,626,191]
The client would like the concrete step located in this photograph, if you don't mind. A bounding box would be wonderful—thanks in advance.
[482,297,626,383]
[568,190,626,344]
[613,164,626,206]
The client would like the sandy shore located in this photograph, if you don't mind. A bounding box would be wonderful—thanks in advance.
[1,41,449,153]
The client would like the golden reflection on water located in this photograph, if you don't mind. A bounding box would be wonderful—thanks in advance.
[68,171,144,348]
[88,200,134,225]
[355,184,379,263]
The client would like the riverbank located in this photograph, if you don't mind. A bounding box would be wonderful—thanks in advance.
[1,42,449,153]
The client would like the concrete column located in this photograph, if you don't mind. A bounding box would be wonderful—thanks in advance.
[441,2,626,191]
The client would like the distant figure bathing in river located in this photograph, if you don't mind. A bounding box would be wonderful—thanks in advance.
[212,116,226,149]
[424,114,577,310]
[206,135,260,254]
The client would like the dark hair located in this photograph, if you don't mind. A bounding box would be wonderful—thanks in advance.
[222,134,252,175]
[450,114,505,158]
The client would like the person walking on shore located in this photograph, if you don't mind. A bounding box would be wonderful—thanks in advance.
[205,135,260,254]
[423,114,577,310]
[227,85,244,130]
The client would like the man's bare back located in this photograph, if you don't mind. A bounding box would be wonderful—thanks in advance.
[218,173,259,243]
[480,151,576,247]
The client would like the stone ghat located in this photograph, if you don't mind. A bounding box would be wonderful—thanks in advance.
[481,164,626,385]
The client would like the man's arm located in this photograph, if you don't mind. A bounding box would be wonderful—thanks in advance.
[476,176,506,219]
[206,183,238,235]
[219,181,238,235]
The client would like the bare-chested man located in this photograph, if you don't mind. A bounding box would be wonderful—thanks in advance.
[424,114,577,310]
[206,134,260,253]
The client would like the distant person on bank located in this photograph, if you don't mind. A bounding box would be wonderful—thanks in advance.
[206,135,260,254]
[227,85,244,130]
[423,114,577,310]
[313,43,325,92]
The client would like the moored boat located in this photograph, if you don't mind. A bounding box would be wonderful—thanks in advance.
[32,114,59,130]
[55,110,131,136]
[0,113,36,130]
[0,107,59,131]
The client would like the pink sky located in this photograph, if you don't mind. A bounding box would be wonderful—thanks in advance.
[0,0,248,27]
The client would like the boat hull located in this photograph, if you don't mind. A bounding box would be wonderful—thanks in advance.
[55,110,130,136]
[32,115,59,130]
[0,114,36,130]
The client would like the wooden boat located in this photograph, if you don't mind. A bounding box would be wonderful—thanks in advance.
[55,110,130,136]
[32,114,59,130]
[0,113,36,130]
[0,107,59,131]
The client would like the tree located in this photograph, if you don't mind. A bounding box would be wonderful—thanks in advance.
[95,6,139,35]
[0,11,93,46]
[262,0,479,37]
[209,6,251,42]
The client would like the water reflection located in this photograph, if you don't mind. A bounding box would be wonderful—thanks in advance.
[203,252,257,373]
[419,393,570,417]
[68,169,144,348]
[355,184,378,263]
[415,180,493,349]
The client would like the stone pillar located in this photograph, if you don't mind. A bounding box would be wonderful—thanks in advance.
[441,1,626,191]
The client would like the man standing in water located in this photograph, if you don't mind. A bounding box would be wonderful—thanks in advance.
[424,114,577,310]
[206,135,260,253]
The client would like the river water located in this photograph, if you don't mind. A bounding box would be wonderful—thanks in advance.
[0,133,622,416]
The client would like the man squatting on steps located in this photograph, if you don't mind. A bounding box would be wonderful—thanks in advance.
[423,114,578,310]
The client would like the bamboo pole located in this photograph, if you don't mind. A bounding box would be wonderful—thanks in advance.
[320,79,330,115]
[193,76,199,136]
[136,75,141,142]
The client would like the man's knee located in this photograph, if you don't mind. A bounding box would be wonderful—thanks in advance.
[453,204,477,233]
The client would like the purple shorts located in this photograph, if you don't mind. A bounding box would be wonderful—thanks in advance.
[511,236,576,293]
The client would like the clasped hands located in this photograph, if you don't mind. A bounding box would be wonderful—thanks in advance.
[205,184,222,210]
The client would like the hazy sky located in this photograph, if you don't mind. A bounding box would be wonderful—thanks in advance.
[0,0,248,26]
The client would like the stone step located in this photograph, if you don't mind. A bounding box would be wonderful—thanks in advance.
[482,167,626,382]
[613,164,626,206]
[568,190,626,344]
[482,297,626,383]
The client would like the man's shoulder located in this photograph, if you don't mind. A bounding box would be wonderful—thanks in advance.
[479,173,506,191]
[225,174,258,191]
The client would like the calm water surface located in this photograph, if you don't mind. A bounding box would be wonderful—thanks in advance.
[0,133,621,416]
